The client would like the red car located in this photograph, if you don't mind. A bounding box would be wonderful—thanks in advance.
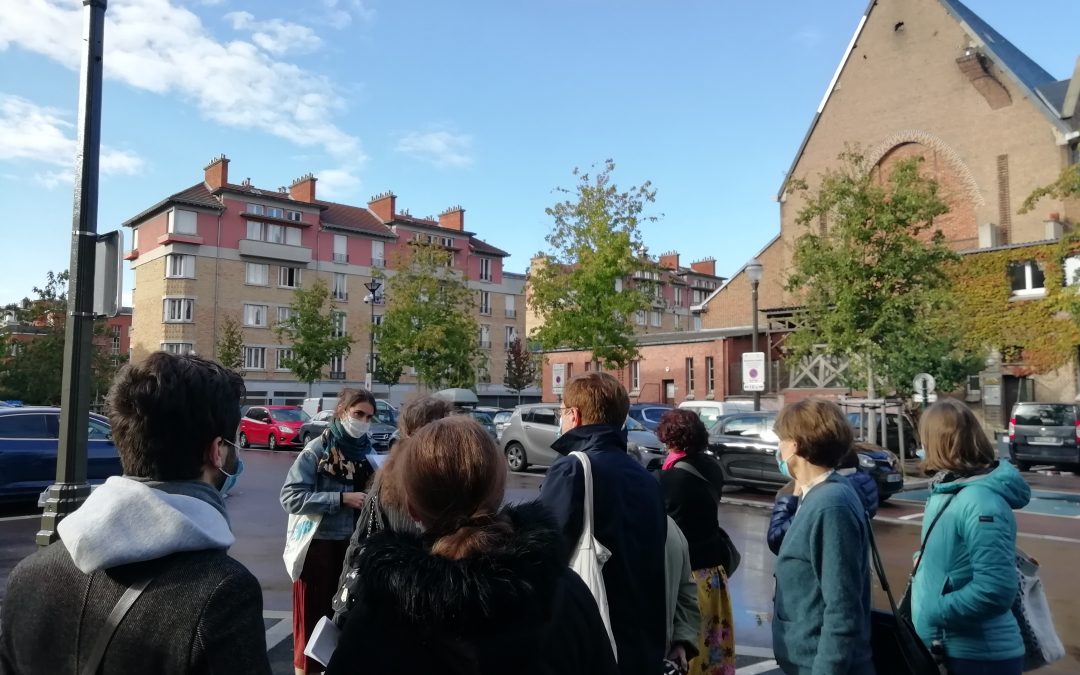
[238,405,309,450]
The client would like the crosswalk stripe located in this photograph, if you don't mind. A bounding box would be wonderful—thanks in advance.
[736,660,779,674]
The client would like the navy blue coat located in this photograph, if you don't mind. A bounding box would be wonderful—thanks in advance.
[767,469,878,556]
[539,425,667,675]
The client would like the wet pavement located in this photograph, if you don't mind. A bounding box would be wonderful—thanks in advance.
[2,449,1077,673]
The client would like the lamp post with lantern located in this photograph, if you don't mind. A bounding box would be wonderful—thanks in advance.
[363,279,382,386]
[746,259,764,411]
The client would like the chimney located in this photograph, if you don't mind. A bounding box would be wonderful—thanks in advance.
[438,205,465,231]
[658,251,680,270]
[289,173,317,203]
[1045,213,1065,241]
[690,257,716,276]
[368,191,396,222]
[204,154,229,190]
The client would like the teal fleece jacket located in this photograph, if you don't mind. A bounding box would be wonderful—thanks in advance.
[772,474,873,675]
[912,460,1031,661]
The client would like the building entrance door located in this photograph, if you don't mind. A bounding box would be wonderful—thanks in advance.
[662,380,675,404]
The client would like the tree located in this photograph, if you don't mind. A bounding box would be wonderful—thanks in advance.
[1019,163,1080,215]
[503,336,537,404]
[216,314,245,376]
[785,150,980,398]
[529,160,658,369]
[275,278,353,389]
[376,243,482,390]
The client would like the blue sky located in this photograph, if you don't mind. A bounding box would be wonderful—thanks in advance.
[2,0,1079,306]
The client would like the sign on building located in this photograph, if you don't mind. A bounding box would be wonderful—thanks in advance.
[742,352,765,392]
[552,363,566,396]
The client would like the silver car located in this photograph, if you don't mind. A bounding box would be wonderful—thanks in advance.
[500,404,666,472]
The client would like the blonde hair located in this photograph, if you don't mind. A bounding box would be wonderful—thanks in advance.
[920,398,995,473]
[563,372,629,426]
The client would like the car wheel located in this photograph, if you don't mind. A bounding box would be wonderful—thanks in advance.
[268,435,277,451]
[1016,460,1033,472]
[301,432,311,445]
[238,432,249,448]
[505,443,528,472]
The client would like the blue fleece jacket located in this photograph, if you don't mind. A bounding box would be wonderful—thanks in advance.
[772,473,873,675]
[912,461,1031,661]
[767,469,878,555]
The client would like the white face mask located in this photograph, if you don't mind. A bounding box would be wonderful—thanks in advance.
[341,417,370,438]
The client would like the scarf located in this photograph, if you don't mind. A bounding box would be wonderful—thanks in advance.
[662,449,688,471]
[318,417,372,483]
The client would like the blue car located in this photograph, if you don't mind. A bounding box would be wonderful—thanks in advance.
[0,407,123,502]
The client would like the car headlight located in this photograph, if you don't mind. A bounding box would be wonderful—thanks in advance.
[279,425,293,433]
[858,454,876,469]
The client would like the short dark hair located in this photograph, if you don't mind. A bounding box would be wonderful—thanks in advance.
[107,352,245,480]
[774,398,852,469]
[656,409,709,454]
[563,372,629,426]
[398,396,452,437]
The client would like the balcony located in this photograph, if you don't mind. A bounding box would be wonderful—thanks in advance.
[329,371,346,380]
[333,253,349,264]
[479,340,492,349]
[157,232,203,246]
[505,309,517,319]
[238,239,312,265]
[480,307,492,316]
[372,257,386,268]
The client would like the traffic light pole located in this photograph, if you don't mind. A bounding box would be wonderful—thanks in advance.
[37,0,108,547]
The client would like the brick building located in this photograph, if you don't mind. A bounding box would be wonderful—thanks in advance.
[123,155,530,405]
[695,0,1080,423]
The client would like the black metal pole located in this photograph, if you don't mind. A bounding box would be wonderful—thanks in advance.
[38,0,107,547]
[751,279,760,412]
[369,295,375,379]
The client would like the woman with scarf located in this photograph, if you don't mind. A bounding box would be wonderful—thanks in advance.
[658,408,735,675]
[281,388,378,675]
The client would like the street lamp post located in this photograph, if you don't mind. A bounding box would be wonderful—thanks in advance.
[746,258,764,412]
[364,280,382,385]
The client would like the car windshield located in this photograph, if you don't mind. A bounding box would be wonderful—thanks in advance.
[271,408,309,422]
[692,408,722,429]
[470,411,494,426]
[624,416,646,432]
[494,411,512,424]
[1014,404,1077,426]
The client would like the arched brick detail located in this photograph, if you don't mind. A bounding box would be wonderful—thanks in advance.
[867,131,985,207]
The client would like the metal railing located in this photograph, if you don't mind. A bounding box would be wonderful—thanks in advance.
[333,253,349,264]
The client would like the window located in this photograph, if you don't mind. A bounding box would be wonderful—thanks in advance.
[246,220,263,240]
[372,241,385,268]
[279,266,302,288]
[1009,260,1045,297]
[166,254,194,278]
[167,209,197,234]
[285,227,302,246]
[504,325,516,349]
[635,310,646,326]
[585,361,593,372]
[246,221,300,245]
[693,315,702,331]
[88,417,111,440]
[649,310,661,327]
[674,287,684,307]
[333,235,348,263]
[1064,255,1080,287]
[686,357,695,394]
[653,283,663,299]
[329,353,346,376]
[111,334,120,355]
[266,206,284,219]
[266,224,284,244]
[246,203,265,215]
[132,227,139,250]
[479,324,491,349]
[505,295,516,318]
[332,312,347,338]
[162,342,194,355]
[630,360,640,391]
[243,304,268,327]
[245,263,268,285]
[706,356,715,393]
[615,278,624,292]
[479,291,491,315]
[479,258,492,281]
[332,273,348,300]
[163,298,193,322]
[442,236,454,248]
[276,348,293,371]
[0,414,49,439]
[277,306,292,324]
[286,209,302,222]
[244,346,266,370]
[528,408,558,427]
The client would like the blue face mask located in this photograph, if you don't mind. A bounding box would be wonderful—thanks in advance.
[219,439,244,495]
[916,448,927,460]
[775,448,792,479]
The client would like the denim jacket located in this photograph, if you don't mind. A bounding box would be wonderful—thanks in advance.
[280,434,370,541]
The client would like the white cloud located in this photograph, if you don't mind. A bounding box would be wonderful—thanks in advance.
[319,0,375,30]
[0,93,144,189]
[316,166,362,200]
[396,130,474,169]
[224,10,321,56]
[0,0,362,161]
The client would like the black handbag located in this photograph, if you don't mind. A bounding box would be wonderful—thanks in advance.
[867,516,942,675]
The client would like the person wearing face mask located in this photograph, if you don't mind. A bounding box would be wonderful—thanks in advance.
[771,398,873,675]
[0,352,270,675]
[281,387,378,675]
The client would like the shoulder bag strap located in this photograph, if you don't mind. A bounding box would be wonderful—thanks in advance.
[81,576,153,675]
[673,461,720,504]
[910,494,956,580]
[866,515,902,615]
[571,452,595,541]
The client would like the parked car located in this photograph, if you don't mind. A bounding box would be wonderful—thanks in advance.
[492,409,514,440]
[0,407,122,502]
[678,400,754,430]
[846,411,918,460]
[302,397,398,426]
[297,409,396,453]
[628,403,674,431]
[465,410,499,443]
[500,403,666,472]
[238,405,309,450]
[1009,402,1080,472]
[705,411,904,502]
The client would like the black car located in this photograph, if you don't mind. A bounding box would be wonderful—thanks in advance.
[1009,402,1080,472]
[298,409,397,453]
[628,403,675,431]
[705,411,904,502]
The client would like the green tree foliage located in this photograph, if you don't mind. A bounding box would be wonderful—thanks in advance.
[1019,164,1080,214]
[786,150,980,395]
[529,160,658,369]
[275,278,353,386]
[376,243,482,390]
[503,336,537,401]
[216,314,246,376]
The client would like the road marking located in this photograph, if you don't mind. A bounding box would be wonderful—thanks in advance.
[737,660,779,674]
[265,616,293,651]
[898,512,925,521]
[264,610,291,620]
[735,645,776,659]
[0,515,39,522]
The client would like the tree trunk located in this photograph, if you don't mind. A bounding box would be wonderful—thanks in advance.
[866,353,877,445]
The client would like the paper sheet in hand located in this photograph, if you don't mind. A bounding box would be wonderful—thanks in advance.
[303,615,340,667]
[368,452,389,469]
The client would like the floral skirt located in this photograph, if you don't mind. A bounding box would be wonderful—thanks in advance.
[690,565,736,675]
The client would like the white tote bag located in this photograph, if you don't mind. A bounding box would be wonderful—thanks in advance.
[1014,547,1064,670]
[283,513,323,582]
[569,451,617,661]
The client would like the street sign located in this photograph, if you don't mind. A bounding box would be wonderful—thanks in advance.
[912,372,936,396]
[552,363,566,396]
[742,352,765,392]
[93,229,123,317]
[364,373,373,390]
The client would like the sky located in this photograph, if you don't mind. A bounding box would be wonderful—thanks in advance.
[1,0,1079,307]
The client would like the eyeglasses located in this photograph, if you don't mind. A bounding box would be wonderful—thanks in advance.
[559,406,576,417]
